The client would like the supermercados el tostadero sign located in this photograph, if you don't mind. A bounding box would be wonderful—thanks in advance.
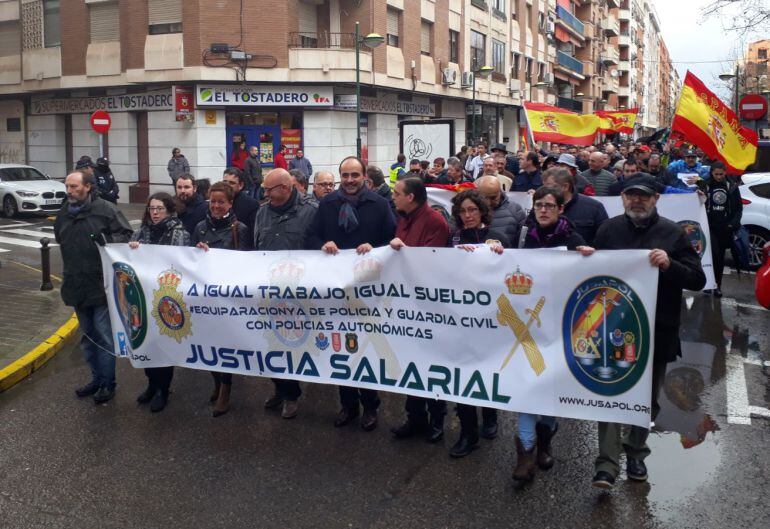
[30,90,173,115]
[196,85,333,107]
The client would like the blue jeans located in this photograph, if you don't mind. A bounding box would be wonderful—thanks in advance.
[518,413,557,450]
[75,304,116,389]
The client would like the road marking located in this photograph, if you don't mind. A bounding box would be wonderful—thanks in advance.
[721,297,765,311]
[726,353,752,424]
[0,235,52,248]
[9,260,62,282]
[0,228,59,242]
[0,222,35,229]
[0,248,8,253]
[749,406,770,419]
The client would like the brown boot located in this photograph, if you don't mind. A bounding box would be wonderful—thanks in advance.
[513,437,536,482]
[210,378,221,403]
[535,422,557,470]
[212,383,231,417]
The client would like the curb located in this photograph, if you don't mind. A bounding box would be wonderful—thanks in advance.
[0,314,79,393]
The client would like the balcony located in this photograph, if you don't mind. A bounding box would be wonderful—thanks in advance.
[618,8,631,21]
[288,32,356,49]
[618,34,631,47]
[618,60,630,71]
[601,47,619,65]
[287,32,371,77]
[557,96,584,112]
[555,50,585,78]
[601,15,619,36]
[583,59,595,77]
[618,86,630,97]
[555,5,585,39]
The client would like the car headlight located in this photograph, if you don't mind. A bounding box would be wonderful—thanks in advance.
[16,191,40,197]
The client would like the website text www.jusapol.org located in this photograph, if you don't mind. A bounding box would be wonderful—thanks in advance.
[558,395,651,414]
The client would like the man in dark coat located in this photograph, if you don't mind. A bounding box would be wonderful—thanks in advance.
[93,157,119,203]
[542,167,608,245]
[590,175,706,489]
[243,145,262,197]
[175,174,208,234]
[223,167,259,241]
[307,156,397,432]
[54,170,133,404]
[476,175,526,246]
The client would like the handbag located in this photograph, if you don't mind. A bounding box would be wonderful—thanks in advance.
[730,225,751,272]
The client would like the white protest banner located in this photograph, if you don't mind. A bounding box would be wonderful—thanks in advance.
[101,245,658,427]
[427,188,715,289]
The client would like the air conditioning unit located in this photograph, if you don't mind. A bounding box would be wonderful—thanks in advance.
[509,79,521,93]
[543,72,554,84]
[461,71,474,88]
[546,20,555,34]
[442,68,457,85]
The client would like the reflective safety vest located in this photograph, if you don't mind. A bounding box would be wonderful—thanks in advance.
[389,164,406,188]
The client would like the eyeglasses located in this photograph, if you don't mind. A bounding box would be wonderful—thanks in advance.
[262,183,287,194]
[340,172,363,178]
[146,206,166,212]
[533,202,558,211]
[315,182,335,188]
[459,207,480,215]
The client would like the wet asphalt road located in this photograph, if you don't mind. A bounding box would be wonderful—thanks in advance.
[1,209,769,529]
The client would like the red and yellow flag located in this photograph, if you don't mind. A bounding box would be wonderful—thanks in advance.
[672,71,758,173]
[523,102,600,146]
[595,108,638,134]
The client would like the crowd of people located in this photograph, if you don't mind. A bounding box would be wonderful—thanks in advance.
[56,137,721,489]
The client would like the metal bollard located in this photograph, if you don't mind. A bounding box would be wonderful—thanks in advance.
[40,237,53,291]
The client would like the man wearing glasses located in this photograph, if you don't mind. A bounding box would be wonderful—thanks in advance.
[253,168,318,419]
[222,167,259,238]
[307,156,397,432]
[309,171,336,205]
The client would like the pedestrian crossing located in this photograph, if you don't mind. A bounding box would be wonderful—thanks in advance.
[0,221,57,252]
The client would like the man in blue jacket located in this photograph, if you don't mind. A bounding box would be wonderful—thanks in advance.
[307,156,397,432]
[665,149,710,189]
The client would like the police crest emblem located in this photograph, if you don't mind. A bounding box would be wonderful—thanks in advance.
[112,262,147,350]
[677,220,706,258]
[315,332,330,351]
[151,268,192,343]
[345,333,359,354]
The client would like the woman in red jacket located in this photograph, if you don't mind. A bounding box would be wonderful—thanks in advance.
[231,141,248,170]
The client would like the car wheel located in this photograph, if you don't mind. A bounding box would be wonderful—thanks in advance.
[747,226,770,271]
[2,195,18,218]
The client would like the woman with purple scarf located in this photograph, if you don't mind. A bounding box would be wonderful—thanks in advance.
[514,186,593,482]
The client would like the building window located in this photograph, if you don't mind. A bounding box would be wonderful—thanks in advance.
[526,5,532,28]
[89,1,120,43]
[512,53,521,77]
[149,0,183,35]
[43,0,60,48]
[758,48,767,59]
[449,30,459,63]
[511,0,517,19]
[386,7,400,47]
[526,57,533,82]
[420,20,432,56]
[0,21,21,56]
[471,30,485,69]
[492,39,505,75]
[7,118,22,132]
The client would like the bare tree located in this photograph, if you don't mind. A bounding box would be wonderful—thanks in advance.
[702,0,770,34]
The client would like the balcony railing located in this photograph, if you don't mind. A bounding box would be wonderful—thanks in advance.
[557,96,583,112]
[556,50,584,74]
[555,5,584,36]
[288,32,357,49]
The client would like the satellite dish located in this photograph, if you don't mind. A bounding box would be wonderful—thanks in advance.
[610,69,620,78]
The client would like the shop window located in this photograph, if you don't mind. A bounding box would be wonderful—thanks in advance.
[43,0,60,48]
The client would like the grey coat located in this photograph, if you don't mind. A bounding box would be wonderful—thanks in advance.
[253,190,317,250]
[489,193,526,245]
[167,155,190,182]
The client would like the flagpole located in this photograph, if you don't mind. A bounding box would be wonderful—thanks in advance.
[522,100,536,152]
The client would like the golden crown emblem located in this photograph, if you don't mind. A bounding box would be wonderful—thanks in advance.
[157,268,182,289]
[353,257,382,283]
[269,259,306,284]
[505,266,533,295]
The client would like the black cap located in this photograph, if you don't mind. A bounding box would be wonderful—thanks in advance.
[75,155,94,169]
[491,143,507,153]
[96,157,109,166]
[621,174,658,195]
[684,149,697,157]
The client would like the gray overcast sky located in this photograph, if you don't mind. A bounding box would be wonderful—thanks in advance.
[653,0,760,100]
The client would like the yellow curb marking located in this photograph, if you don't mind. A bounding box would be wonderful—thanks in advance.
[0,314,78,392]
[8,260,62,282]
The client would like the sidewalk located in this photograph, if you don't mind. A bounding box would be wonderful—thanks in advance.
[0,260,77,390]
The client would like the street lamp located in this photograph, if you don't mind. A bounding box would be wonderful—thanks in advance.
[719,65,740,112]
[470,59,494,144]
[355,21,384,159]
[531,81,549,103]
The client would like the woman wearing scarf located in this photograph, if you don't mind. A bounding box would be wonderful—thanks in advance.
[128,192,190,412]
[515,186,592,482]
[192,182,250,417]
[447,189,509,458]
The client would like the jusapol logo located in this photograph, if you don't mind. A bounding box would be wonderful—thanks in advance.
[562,276,649,396]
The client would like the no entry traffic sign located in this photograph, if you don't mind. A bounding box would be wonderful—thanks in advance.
[739,94,768,121]
[90,110,112,134]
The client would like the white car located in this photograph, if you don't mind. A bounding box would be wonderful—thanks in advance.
[739,173,770,269]
[0,164,66,217]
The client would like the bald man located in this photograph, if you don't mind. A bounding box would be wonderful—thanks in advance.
[578,152,617,196]
[476,175,525,247]
[310,171,335,205]
[253,168,318,419]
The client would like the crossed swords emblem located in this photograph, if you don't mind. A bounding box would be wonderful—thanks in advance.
[496,294,547,375]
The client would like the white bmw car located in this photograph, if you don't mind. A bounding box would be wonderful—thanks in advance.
[740,173,770,269]
[0,164,66,217]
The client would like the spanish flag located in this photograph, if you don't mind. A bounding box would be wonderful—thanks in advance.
[672,71,758,173]
[595,109,638,134]
[523,102,600,146]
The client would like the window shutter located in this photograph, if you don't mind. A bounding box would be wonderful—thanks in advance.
[420,21,430,54]
[89,1,119,42]
[298,2,317,35]
[0,21,21,56]
[149,0,182,26]
[387,8,399,37]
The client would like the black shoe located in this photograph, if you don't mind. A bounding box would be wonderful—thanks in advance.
[150,391,168,413]
[264,394,283,409]
[391,420,429,439]
[333,407,359,427]
[449,435,479,458]
[93,386,115,404]
[703,289,714,296]
[361,409,378,432]
[481,421,499,440]
[75,381,100,398]
[714,288,723,298]
[136,385,156,404]
[426,426,444,444]
[592,471,616,489]
[626,458,648,481]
